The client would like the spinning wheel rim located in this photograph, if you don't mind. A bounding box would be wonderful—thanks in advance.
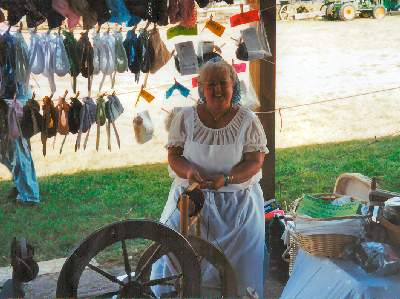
[56,219,201,298]
[137,235,238,298]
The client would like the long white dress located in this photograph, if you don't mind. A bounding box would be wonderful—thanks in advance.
[151,105,268,297]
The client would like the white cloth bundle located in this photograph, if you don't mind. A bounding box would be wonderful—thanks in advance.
[295,218,364,236]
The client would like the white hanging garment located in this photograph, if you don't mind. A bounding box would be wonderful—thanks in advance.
[27,29,45,76]
[13,31,30,94]
[92,29,103,76]
[98,31,116,91]
[52,32,70,77]
[42,32,57,94]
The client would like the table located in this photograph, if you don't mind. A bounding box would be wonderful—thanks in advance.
[280,249,400,298]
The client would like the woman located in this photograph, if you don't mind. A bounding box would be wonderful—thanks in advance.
[152,58,268,297]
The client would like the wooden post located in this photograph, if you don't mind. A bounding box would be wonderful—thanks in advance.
[180,194,189,239]
[249,0,276,202]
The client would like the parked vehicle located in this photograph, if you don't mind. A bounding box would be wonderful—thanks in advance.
[324,0,390,20]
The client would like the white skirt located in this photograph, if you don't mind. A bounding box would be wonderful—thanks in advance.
[151,181,265,297]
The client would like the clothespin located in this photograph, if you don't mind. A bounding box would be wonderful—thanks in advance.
[161,108,171,114]
[31,92,36,100]
[97,24,101,33]
[13,93,17,101]
[144,21,150,31]
[58,26,61,34]
[112,91,116,96]
[240,4,245,17]
[47,28,51,35]
[75,91,80,98]
[118,26,122,33]
[107,22,110,33]
[232,59,235,66]
[19,22,23,33]
[174,77,178,85]
[62,90,68,100]
[210,14,213,21]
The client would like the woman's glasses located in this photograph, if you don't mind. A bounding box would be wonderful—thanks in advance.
[201,80,231,90]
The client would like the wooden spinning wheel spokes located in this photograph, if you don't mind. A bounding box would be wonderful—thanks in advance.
[136,183,239,298]
[55,219,201,298]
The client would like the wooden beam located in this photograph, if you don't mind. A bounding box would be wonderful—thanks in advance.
[249,0,276,201]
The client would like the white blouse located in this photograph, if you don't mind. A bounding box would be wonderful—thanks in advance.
[165,105,269,154]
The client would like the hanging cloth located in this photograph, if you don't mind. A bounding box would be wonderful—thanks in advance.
[123,0,168,25]
[42,32,57,94]
[8,96,29,156]
[41,95,58,156]
[167,0,186,24]
[87,0,111,27]
[106,0,130,24]
[105,94,124,150]
[68,94,83,135]
[76,96,96,150]
[13,31,30,95]
[62,30,81,94]
[0,96,9,161]
[56,92,70,153]
[0,30,17,99]
[20,93,42,141]
[52,0,81,30]
[148,26,172,74]
[111,29,128,89]
[98,31,116,91]
[136,28,151,74]
[32,0,65,30]
[53,31,70,77]
[24,0,47,29]
[68,0,97,30]
[123,28,140,82]
[78,30,94,94]
[180,0,197,28]
[95,94,106,151]
[2,1,25,27]
[27,29,45,95]
[92,29,103,76]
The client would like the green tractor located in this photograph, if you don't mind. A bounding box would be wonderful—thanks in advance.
[324,0,390,20]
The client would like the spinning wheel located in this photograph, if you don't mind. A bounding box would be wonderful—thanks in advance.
[137,183,239,298]
[56,184,238,298]
[56,220,201,298]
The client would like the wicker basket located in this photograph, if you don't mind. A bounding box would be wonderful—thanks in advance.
[282,231,300,276]
[291,193,370,259]
[377,213,400,249]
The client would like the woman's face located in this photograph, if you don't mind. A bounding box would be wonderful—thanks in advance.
[201,70,234,108]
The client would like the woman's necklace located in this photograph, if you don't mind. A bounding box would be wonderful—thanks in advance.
[205,103,233,123]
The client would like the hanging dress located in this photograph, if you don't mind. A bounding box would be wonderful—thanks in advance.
[151,105,268,298]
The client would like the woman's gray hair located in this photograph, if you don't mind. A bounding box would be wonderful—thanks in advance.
[198,59,238,85]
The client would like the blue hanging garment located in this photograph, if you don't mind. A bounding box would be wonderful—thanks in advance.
[107,0,130,24]
[0,30,17,99]
[127,15,141,27]
[123,29,141,82]
[166,82,190,99]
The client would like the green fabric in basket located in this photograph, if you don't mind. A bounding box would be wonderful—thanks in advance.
[296,195,362,218]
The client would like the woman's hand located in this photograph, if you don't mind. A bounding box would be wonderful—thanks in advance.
[187,169,204,185]
[204,175,226,191]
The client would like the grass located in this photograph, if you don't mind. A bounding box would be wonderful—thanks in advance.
[1,136,400,267]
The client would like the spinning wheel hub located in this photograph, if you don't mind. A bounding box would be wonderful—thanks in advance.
[119,278,149,298]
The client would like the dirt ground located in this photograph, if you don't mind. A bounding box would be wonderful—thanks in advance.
[22,267,285,298]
